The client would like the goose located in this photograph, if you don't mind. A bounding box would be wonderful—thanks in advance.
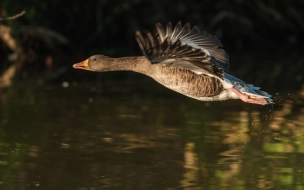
[73,22,272,105]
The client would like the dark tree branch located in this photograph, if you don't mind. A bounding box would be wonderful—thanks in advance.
[0,11,26,21]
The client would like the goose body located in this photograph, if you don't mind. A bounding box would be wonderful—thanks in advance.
[73,22,272,105]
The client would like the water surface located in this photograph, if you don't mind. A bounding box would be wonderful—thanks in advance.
[0,81,304,189]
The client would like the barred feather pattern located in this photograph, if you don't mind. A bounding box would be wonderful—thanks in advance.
[150,65,224,97]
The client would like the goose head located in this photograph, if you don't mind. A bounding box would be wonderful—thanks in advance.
[73,55,111,72]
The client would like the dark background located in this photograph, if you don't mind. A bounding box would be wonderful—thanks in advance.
[1,0,304,91]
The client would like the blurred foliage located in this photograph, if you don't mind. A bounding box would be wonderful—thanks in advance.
[2,0,304,51]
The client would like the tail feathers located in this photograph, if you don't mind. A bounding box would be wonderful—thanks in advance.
[224,73,273,104]
[244,84,273,104]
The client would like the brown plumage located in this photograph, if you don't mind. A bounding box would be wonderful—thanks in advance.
[150,65,223,97]
[73,22,273,105]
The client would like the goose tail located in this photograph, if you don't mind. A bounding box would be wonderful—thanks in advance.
[224,73,273,105]
[245,84,273,104]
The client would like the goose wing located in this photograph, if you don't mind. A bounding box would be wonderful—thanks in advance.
[135,22,229,79]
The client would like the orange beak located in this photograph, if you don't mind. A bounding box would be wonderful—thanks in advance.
[73,59,89,70]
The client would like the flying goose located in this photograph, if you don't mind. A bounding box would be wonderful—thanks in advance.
[73,22,272,105]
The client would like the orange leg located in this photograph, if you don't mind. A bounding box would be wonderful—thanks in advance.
[227,88,268,105]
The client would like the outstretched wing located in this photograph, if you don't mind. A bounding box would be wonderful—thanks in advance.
[135,21,230,79]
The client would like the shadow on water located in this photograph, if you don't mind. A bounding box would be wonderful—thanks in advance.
[0,80,304,189]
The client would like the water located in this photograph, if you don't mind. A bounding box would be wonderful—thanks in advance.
[0,80,304,189]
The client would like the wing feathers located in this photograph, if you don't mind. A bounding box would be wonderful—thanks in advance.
[146,32,154,48]
[155,23,165,42]
[166,22,173,39]
[135,31,148,57]
[135,22,230,78]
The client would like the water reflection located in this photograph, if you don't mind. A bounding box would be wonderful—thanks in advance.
[0,84,303,189]
[180,142,200,188]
